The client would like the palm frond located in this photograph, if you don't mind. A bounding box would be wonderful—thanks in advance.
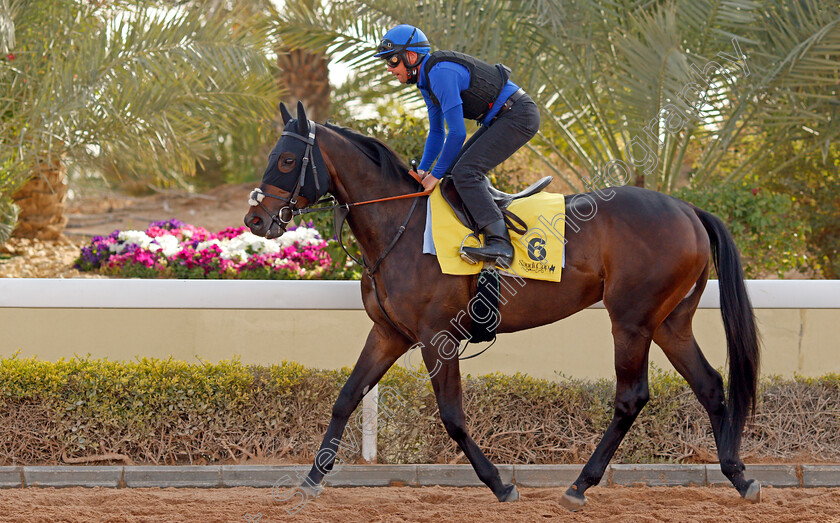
[1,0,277,184]
[274,0,838,192]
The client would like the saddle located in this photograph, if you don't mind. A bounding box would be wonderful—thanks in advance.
[440,175,553,234]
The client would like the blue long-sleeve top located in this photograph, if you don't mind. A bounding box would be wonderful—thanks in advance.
[416,54,520,178]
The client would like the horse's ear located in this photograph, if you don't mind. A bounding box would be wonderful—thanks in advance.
[296,101,308,135]
[279,102,292,125]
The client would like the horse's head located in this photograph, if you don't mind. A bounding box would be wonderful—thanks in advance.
[244,101,331,239]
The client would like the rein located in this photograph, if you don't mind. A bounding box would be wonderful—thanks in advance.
[248,120,424,235]
[252,120,501,356]
[251,185,424,279]
[250,122,429,341]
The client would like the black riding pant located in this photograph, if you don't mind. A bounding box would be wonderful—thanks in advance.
[448,94,540,229]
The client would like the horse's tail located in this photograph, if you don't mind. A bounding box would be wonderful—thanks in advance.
[695,208,760,453]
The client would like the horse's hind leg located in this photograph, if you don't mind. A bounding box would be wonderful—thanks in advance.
[420,343,519,502]
[653,303,760,502]
[561,325,653,510]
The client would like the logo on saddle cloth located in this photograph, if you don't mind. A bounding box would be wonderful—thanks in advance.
[429,186,565,282]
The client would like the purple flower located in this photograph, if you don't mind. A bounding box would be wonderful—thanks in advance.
[148,218,185,231]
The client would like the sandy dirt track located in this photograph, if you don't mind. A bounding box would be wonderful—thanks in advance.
[2,485,840,522]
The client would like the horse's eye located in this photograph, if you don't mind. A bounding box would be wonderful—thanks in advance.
[277,152,296,173]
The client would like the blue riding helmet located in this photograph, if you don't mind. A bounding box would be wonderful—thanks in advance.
[374,24,430,70]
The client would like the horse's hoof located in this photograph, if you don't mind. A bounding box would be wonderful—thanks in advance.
[559,490,587,511]
[498,484,519,502]
[742,480,761,503]
[299,482,324,499]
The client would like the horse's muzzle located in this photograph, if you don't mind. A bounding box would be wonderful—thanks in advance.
[244,212,284,239]
[264,221,284,239]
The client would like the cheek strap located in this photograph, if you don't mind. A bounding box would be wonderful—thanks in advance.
[281,121,319,203]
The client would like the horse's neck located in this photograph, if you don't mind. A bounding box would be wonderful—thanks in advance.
[320,128,420,263]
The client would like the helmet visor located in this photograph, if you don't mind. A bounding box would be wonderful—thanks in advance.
[375,39,396,57]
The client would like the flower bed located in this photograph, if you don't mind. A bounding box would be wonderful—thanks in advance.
[74,219,359,279]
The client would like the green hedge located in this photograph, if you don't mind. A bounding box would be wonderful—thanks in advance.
[673,181,811,278]
[1,356,838,465]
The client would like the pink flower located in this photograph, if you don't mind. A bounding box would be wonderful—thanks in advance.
[212,226,248,240]
[174,248,198,268]
[146,226,169,238]
[169,225,210,242]
[82,220,346,279]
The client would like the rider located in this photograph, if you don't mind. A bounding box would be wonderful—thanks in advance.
[374,24,540,266]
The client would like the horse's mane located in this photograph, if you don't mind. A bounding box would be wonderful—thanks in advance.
[323,122,415,185]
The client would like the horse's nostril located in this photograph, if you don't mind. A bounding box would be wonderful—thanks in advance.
[246,215,262,229]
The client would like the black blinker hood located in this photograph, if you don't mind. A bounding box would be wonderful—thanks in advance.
[261,105,330,203]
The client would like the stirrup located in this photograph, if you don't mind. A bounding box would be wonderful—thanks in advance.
[461,245,513,267]
[459,232,481,265]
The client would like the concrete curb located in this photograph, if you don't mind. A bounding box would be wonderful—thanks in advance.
[124,466,222,488]
[611,464,706,487]
[2,464,840,489]
[23,466,122,488]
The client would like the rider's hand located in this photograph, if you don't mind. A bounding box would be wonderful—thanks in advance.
[408,169,428,184]
[421,173,440,193]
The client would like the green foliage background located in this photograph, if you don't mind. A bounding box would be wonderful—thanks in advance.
[2,0,837,277]
[673,181,811,278]
[2,356,840,465]
[0,0,280,241]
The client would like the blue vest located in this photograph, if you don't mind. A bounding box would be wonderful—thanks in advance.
[422,50,511,122]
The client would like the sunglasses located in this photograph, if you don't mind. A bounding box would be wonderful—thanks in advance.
[385,53,401,68]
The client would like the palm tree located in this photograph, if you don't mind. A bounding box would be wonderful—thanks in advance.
[9,154,68,240]
[273,0,333,125]
[0,0,279,243]
[276,46,332,124]
[274,0,839,192]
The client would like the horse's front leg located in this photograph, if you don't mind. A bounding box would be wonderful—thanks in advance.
[420,342,519,502]
[299,323,408,496]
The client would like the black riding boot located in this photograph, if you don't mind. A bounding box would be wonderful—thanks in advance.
[461,218,514,266]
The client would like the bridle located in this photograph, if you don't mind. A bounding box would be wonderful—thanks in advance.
[248,120,323,229]
[249,121,429,246]
[248,121,429,338]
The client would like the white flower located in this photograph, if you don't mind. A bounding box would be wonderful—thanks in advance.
[114,227,329,267]
[196,238,249,262]
[195,239,223,253]
[155,235,182,257]
[227,231,282,256]
[278,227,322,249]
[111,230,154,253]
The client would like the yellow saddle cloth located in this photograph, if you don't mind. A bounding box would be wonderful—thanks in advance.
[429,185,565,282]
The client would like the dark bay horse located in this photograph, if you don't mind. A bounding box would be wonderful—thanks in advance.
[244,102,761,510]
